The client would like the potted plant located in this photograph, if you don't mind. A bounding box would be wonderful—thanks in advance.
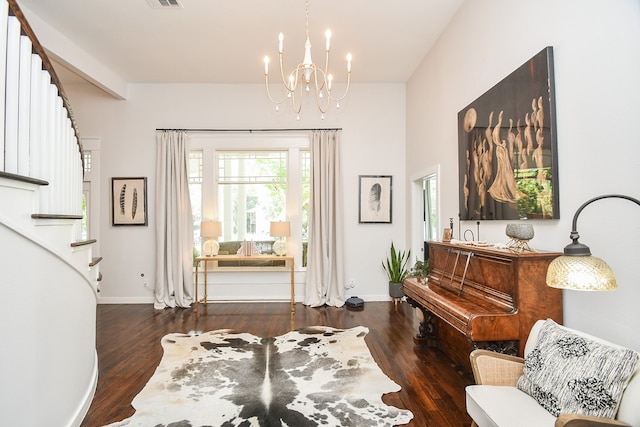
[382,242,411,299]
[408,258,430,283]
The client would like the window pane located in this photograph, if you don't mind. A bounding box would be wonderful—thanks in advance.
[218,151,287,242]
[83,151,92,174]
[188,151,203,256]
[301,151,310,266]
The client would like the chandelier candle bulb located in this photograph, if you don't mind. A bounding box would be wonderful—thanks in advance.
[278,32,283,53]
[264,56,269,75]
[325,29,331,50]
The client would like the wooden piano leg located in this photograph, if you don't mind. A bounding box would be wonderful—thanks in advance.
[406,297,438,346]
[471,340,519,356]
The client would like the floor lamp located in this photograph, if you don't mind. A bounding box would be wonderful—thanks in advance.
[546,194,640,291]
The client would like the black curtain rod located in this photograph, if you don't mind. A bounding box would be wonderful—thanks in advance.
[155,128,342,132]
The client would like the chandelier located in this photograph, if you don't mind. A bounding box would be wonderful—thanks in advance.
[263,0,352,120]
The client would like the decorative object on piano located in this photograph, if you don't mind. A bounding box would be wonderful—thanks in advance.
[442,228,452,242]
[270,221,291,256]
[457,47,559,221]
[201,220,222,256]
[359,175,392,223]
[505,222,534,253]
[382,242,411,301]
[236,241,261,256]
[408,259,430,285]
[546,194,640,291]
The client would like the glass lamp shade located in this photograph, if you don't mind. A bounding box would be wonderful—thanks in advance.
[546,255,617,291]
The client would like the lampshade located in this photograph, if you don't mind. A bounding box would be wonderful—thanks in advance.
[545,194,639,291]
[546,255,617,291]
[270,221,290,237]
[201,221,221,238]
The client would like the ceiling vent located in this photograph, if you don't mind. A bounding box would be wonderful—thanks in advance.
[146,0,183,9]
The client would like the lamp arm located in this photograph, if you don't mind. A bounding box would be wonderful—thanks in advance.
[571,194,640,236]
[563,194,640,256]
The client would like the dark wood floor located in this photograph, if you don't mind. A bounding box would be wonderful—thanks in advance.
[81,301,473,427]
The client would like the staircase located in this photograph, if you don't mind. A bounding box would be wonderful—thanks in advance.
[0,1,99,426]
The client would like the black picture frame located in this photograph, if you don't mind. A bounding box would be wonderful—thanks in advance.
[111,177,148,226]
[359,175,392,223]
[458,46,559,220]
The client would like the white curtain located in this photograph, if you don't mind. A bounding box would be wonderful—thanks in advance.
[304,130,345,307]
[154,130,194,309]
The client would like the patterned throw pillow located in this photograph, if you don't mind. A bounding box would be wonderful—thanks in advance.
[517,319,638,419]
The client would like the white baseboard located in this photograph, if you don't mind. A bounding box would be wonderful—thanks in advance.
[97,294,397,304]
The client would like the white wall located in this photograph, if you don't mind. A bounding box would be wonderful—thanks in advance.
[64,82,407,303]
[407,0,640,350]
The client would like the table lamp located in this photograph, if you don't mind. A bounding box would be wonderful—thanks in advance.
[270,221,290,256]
[201,221,222,256]
[546,194,640,291]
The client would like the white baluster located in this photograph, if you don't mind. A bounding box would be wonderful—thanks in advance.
[0,0,8,170]
[18,34,32,176]
[4,16,20,173]
[29,54,42,181]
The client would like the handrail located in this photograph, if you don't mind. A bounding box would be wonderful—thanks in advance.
[7,0,82,154]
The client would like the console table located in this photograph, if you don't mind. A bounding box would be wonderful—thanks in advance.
[194,255,295,312]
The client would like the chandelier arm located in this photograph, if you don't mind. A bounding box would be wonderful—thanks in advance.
[313,72,330,114]
[289,83,302,115]
[314,66,327,92]
[264,75,290,105]
[327,72,351,102]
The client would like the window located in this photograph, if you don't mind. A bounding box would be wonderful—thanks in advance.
[423,174,438,242]
[83,151,92,174]
[412,166,440,262]
[188,133,310,267]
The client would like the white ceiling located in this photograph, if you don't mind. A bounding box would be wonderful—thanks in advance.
[17,0,462,89]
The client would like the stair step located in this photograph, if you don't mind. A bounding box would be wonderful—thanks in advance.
[89,256,103,267]
[0,171,48,186]
[32,213,83,220]
[71,239,97,247]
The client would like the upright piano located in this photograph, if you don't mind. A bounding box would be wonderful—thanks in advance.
[403,241,562,371]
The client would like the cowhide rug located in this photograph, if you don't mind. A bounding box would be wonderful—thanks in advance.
[104,326,413,427]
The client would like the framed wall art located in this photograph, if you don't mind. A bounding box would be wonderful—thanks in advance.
[359,175,392,223]
[112,177,148,226]
[458,46,559,220]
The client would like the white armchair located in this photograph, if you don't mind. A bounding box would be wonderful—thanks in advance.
[466,320,639,427]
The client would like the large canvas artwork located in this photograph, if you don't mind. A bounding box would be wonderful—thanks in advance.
[458,47,559,220]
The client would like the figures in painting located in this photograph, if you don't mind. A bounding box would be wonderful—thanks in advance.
[461,95,554,220]
[487,111,526,204]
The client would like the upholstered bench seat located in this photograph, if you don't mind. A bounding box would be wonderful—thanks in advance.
[466,385,556,427]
